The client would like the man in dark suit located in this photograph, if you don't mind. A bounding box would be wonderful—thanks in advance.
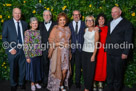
[69,10,86,88]
[39,10,56,88]
[105,6,133,91]
[2,8,28,91]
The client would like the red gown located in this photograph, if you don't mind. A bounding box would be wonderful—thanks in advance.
[94,25,108,81]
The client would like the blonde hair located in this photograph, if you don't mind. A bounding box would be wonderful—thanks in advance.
[85,15,95,27]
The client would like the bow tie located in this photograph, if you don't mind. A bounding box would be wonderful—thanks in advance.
[45,21,50,24]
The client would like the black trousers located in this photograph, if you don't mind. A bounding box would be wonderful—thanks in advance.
[41,51,50,84]
[70,50,82,85]
[82,51,96,90]
[7,49,25,86]
[107,54,125,91]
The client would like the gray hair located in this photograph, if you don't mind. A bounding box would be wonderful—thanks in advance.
[43,10,52,16]
[73,10,81,15]
[30,17,38,23]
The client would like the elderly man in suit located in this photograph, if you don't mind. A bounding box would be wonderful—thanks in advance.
[39,10,56,88]
[69,10,86,89]
[105,6,133,91]
[2,8,28,91]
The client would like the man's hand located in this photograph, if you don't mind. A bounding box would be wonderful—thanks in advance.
[26,58,31,63]
[121,54,128,60]
[10,49,16,55]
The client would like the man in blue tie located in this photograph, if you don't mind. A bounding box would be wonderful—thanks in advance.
[69,10,86,89]
[2,8,28,91]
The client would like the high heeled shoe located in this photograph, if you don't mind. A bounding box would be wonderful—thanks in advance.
[60,86,66,91]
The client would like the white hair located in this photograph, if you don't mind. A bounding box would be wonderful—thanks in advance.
[30,17,38,23]
[43,10,52,16]
[73,10,81,15]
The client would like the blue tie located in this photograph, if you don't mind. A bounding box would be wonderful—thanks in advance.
[75,22,78,34]
[17,22,22,44]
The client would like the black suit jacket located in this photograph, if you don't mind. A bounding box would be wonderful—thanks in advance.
[69,21,86,53]
[2,19,28,54]
[105,18,133,56]
[39,21,56,54]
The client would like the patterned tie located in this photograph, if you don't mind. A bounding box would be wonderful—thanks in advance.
[75,22,78,34]
[17,22,22,44]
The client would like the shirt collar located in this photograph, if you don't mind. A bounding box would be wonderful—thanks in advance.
[13,18,21,23]
[113,16,123,22]
[73,20,81,24]
[44,21,52,24]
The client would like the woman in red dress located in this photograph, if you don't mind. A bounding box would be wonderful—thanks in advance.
[94,13,108,90]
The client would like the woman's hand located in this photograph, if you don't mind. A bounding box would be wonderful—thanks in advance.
[90,55,95,62]
[55,42,60,47]
[69,53,72,60]
[48,52,52,59]
[26,58,31,63]
[94,27,99,31]
[55,42,64,47]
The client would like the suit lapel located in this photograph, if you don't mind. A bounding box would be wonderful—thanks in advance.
[48,22,54,33]
[78,21,82,34]
[107,22,111,36]
[20,21,25,37]
[71,21,75,34]
[110,18,124,35]
[11,19,18,38]
[42,22,48,32]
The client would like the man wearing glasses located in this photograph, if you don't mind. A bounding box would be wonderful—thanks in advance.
[39,10,56,88]
[69,10,86,89]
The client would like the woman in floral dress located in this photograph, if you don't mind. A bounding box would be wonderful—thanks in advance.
[47,13,71,91]
[24,17,42,91]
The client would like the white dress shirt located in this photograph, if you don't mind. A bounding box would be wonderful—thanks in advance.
[44,21,52,31]
[110,17,123,33]
[72,20,81,34]
[9,18,24,52]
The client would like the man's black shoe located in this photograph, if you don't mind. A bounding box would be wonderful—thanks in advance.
[42,83,47,88]
[76,84,81,89]
[11,86,17,91]
[45,88,50,91]
[18,85,26,89]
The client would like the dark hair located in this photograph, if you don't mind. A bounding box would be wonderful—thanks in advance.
[96,13,107,26]
[57,12,68,24]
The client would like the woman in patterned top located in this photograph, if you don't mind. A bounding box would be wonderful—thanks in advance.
[24,17,42,91]
[47,13,71,91]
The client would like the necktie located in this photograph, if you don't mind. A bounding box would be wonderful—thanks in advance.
[75,22,78,48]
[75,22,78,34]
[17,22,22,44]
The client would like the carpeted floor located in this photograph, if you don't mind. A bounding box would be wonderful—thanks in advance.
[0,80,136,91]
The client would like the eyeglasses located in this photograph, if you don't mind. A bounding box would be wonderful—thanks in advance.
[43,14,51,17]
[86,20,94,22]
[73,14,80,16]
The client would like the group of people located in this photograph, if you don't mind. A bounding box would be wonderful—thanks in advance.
[2,6,133,91]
